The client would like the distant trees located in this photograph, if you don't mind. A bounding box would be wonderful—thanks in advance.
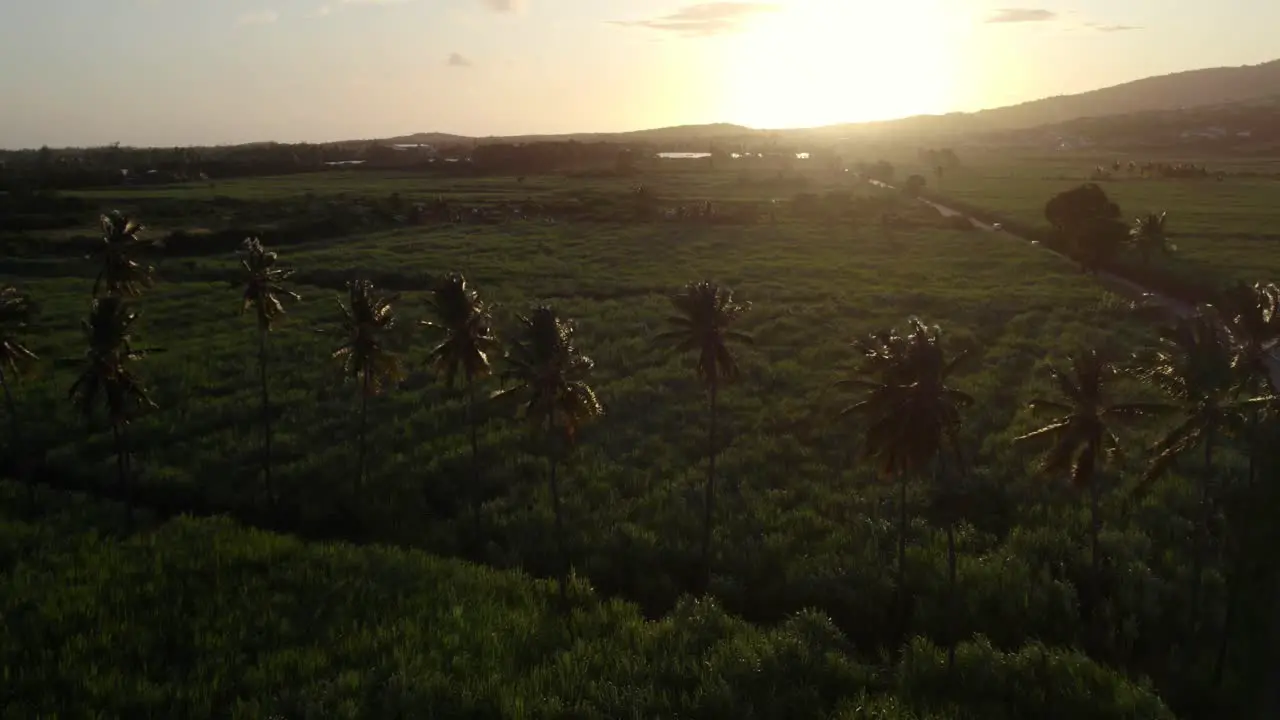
[235,238,300,512]
[1044,184,1126,273]
[658,281,753,594]
[860,161,896,183]
[905,175,927,197]
[494,307,603,606]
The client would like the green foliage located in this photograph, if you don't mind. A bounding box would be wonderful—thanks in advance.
[0,484,1173,719]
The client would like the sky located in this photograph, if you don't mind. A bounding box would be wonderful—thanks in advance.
[0,0,1276,148]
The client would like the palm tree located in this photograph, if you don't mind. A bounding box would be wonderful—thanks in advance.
[422,273,498,518]
[90,211,156,298]
[840,318,973,656]
[1014,350,1163,588]
[235,238,299,512]
[0,286,39,502]
[1210,282,1280,684]
[1129,212,1173,266]
[328,279,402,496]
[657,281,752,594]
[1135,313,1271,623]
[68,297,158,494]
[494,306,602,606]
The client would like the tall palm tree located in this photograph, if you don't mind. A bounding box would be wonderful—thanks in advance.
[328,279,402,495]
[1129,212,1172,266]
[657,281,752,594]
[90,211,156,298]
[1210,282,1280,685]
[68,297,158,494]
[1135,313,1271,623]
[422,273,498,517]
[494,306,602,606]
[236,238,299,512]
[840,318,973,655]
[1014,350,1163,587]
[0,286,39,502]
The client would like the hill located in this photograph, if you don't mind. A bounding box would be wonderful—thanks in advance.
[382,123,759,147]
[832,59,1280,139]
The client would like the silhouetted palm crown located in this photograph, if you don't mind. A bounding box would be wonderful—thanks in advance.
[330,280,402,395]
[658,281,752,386]
[1130,212,1172,257]
[495,307,602,441]
[239,238,300,331]
[1135,314,1271,484]
[91,211,156,298]
[1216,281,1280,390]
[843,318,974,477]
[0,287,38,378]
[1015,350,1162,487]
[69,297,157,423]
[423,273,497,387]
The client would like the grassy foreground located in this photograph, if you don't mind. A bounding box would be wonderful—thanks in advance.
[0,483,1173,719]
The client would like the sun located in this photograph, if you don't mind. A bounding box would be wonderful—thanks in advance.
[722,0,956,128]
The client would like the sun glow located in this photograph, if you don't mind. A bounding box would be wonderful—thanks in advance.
[723,0,957,128]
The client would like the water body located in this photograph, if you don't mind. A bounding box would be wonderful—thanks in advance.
[657,152,811,160]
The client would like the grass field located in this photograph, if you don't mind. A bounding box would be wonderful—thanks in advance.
[3,161,1279,717]
[901,151,1280,288]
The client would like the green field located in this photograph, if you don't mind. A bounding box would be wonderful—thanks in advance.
[903,151,1280,288]
[3,162,1279,717]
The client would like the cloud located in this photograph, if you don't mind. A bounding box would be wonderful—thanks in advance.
[481,0,525,11]
[1091,23,1142,32]
[447,52,473,67]
[237,9,279,24]
[609,2,779,37]
[986,8,1056,23]
[316,5,331,16]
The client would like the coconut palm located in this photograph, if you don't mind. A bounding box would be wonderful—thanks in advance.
[1014,350,1164,586]
[1134,313,1272,623]
[0,286,38,501]
[493,306,602,606]
[1129,212,1173,265]
[90,211,156,298]
[657,281,752,594]
[840,318,973,654]
[328,279,402,495]
[68,297,158,494]
[423,273,498,517]
[236,238,299,512]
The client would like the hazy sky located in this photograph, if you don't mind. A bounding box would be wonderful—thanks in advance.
[1,0,1275,148]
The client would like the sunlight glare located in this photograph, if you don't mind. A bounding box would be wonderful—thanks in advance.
[723,0,955,128]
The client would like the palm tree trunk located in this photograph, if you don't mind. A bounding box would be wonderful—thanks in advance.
[1089,477,1102,589]
[111,422,127,492]
[468,379,481,526]
[1214,545,1245,688]
[896,472,908,640]
[258,328,276,513]
[547,409,568,610]
[0,367,31,507]
[358,367,370,496]
[700,380,718,595]
[946,518,957,669]
[1191,433,1215,627]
